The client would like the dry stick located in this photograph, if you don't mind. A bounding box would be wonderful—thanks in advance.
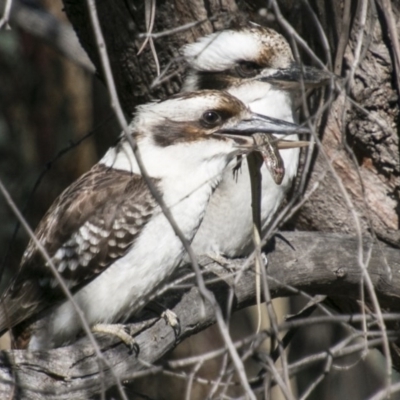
[341,0,393,389]
[247,153,263,334]
[288,335,394,379]
[185,360,204,400]
[299,354,332,400]
[144,319,400,394]
[369,382,400,400]
[85,1,256,398]
[247,152,292,397]
[0,178,127,400]
[218,164,285,396]
[235,19,327,390]
[334,0,352,75]
[300,0,333,69]
[207,350,230,398]
[300,333,373,400]
[251,10,336,260]
[265,357,295,400]
[251,335,398,396]
[376,0,400,109]
[142,365,236,392]
[137,16,214,39]
[275,0,392,387]
[312,132,393,381]
[259,258,293,399]
[154,334,273,395]
[137,0,155,55]
[147,0,160,77]
[166,312,400,370]
[236,233,337,327]
[225,169,328,348]
[269,0,327,69]
[269,0,337,233]
[169,333,266,369]
[261,333,362,393]
[0,0,11,29]
[137,0,160,76]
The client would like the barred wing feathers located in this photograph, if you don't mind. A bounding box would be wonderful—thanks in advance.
[0,164,158,333]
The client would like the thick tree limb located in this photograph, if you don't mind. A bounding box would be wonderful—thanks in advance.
[0,232,399,399]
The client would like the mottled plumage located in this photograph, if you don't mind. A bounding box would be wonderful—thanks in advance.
[4,165,157,334]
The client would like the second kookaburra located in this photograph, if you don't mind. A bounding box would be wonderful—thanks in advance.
[182,26,331,257]
[0,90,303,350]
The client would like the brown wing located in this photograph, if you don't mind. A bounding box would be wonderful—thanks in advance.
[0,164,158,333]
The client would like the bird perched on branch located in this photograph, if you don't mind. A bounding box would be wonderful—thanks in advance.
[182,25,331,257]
[0,90,304,350]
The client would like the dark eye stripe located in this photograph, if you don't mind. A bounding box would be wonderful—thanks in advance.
[196,71,232,90]
[235,61,263,78]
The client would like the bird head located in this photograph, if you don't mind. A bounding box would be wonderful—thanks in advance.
[181,26,332,93]
[133,90,305,150]
[118,90,306,179]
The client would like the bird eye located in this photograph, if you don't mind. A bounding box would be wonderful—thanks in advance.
[201,110,222,128]
[236,61,261,78]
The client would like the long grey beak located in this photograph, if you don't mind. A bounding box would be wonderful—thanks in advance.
[257,63,333,89]
[218,113,310,136]
[276,139,310,149]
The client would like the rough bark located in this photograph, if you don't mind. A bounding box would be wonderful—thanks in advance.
[283,0,400,247]
[0,232,398,399]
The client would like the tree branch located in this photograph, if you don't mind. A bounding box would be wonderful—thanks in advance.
[0,232,399,399]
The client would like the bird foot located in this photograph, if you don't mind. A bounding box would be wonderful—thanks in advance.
[161,309,181,337]
[92,323,139,355]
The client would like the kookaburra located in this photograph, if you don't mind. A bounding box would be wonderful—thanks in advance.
[182,26,330,257]
[0,90,304,350]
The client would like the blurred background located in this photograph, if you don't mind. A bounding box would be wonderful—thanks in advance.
[0,0,119,285]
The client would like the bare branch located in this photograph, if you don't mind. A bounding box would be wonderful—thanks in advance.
[0,232,398,398]
[0,0,11,29]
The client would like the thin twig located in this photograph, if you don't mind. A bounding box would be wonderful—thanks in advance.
[137,17,213,39]
[0,0,11,29]
[137,0,160,76]
[0,178,127,400]
[85,1,256,398]
[376,0,400,109]
[269,0,328,69]
[340,0,393,388]
[368,381,400,400]
[300,0,332,69]
[334,0,352,74]
[247,153,263,334]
